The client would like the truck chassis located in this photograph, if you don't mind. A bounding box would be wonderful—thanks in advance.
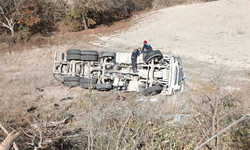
[53,49,185,96]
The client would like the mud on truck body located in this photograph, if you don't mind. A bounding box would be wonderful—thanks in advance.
[53,49,185,96]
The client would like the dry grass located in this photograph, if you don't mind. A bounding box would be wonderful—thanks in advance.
[0,54,249,149]
[1,0,249,149]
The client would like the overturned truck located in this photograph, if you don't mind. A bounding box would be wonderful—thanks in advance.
[53,49,185,96]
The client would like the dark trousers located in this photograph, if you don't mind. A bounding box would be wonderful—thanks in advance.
[131,57,137,72]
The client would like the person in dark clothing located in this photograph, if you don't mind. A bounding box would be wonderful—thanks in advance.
[141,40,153,56]
[131,47,141,73]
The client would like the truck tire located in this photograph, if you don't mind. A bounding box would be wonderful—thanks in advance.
[81,50,98,56]
[144,50,163,63]
[96,83,112,91]
[67,49,81,55]
[143,85,163,96]
[80,78,97,89]
[99,51,116,58]
[80,82,96,89]
[81,55,98,61]
[80,78,97,83]
[67,55,81,61]
[64,76,80,82]
[64,81,80,87]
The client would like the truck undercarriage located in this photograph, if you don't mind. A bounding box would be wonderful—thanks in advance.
[53,49,185,96]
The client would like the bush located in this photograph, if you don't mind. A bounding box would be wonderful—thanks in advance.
[75,0,153,27]
[31,0,63,35]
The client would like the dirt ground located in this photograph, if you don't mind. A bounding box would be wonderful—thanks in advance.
[0,0,250,146]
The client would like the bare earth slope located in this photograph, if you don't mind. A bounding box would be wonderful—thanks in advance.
[100,0,250,69]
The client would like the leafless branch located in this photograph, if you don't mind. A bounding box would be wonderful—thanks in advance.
[116,111,133,150]
[0,130,21,150]
[0,0,20,36]
[41,117,69,128]
[131,126,148,150]
[0,6,11,26]
[195,114,250,150]
[0,123,19,150]
[195,110,241,147]
[0,123,8,134]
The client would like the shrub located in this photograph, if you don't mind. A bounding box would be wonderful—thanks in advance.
[31,0,62,35]
[74,0,153,27]
[17,0,40,27]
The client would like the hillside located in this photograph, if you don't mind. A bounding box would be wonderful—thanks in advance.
[99,0,250,69]
[0,0,250,149]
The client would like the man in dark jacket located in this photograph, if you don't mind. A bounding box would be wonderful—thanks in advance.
[131,47,141,73]
[141,40,153,56]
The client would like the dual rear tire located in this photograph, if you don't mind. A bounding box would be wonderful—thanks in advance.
[80,78,97,89]
[66,49,98,61]
[64,76,98,89]
[64,77,113,91]
[96,83,112,91]
[81,50,98,61]
[64,76,80,87]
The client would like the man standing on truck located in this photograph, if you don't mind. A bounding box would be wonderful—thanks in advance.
[131,47,141,73]
[141,40,153,57]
